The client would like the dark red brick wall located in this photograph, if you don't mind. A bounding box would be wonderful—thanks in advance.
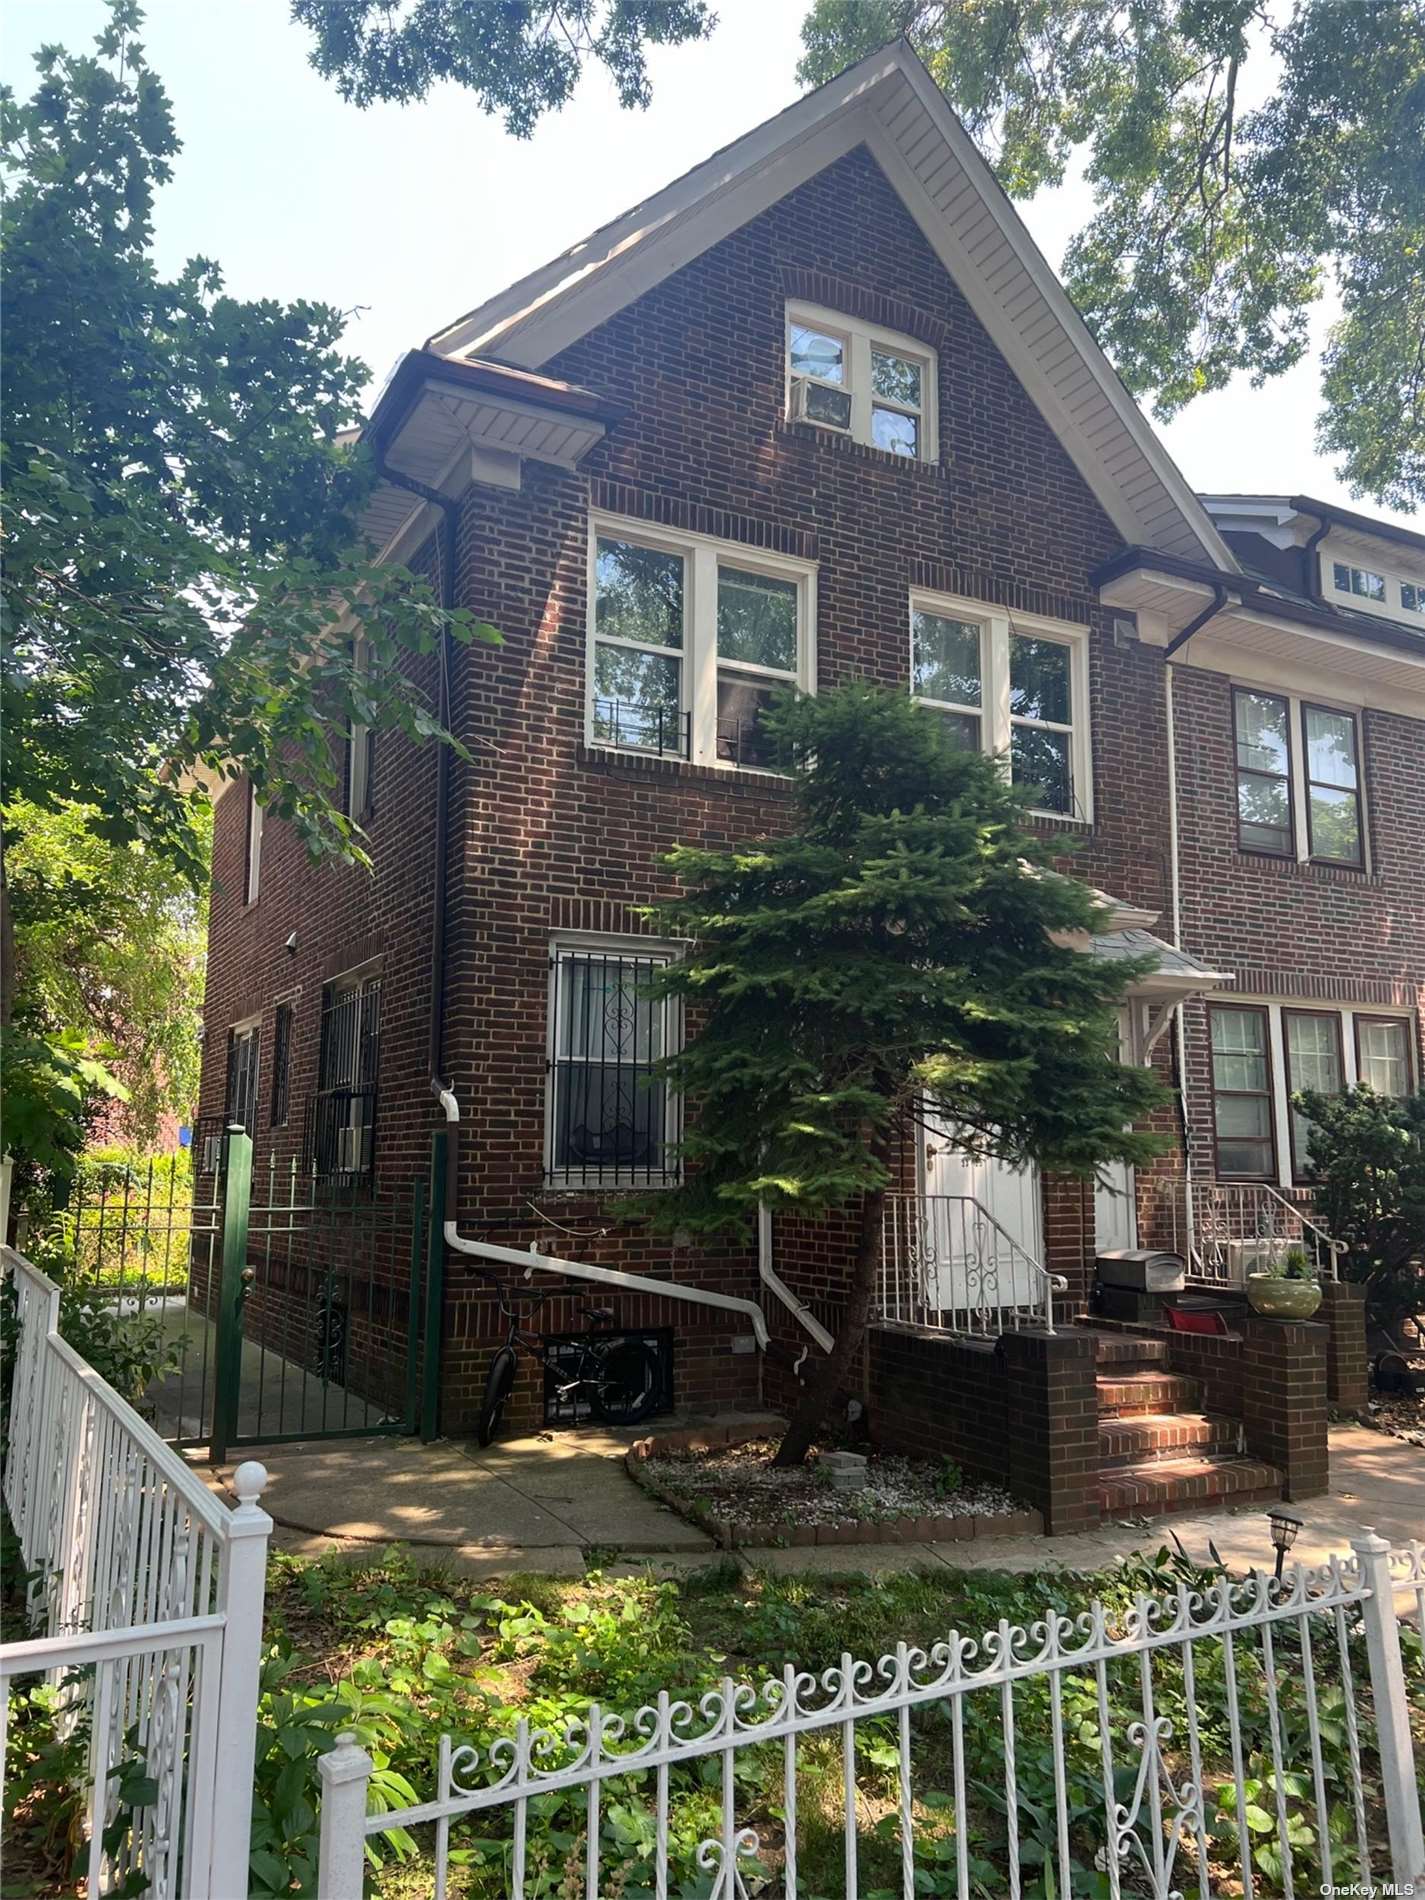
[1173,667,1424,1177]
[1240,1315,1329,1500]
[201,143,1420,1439]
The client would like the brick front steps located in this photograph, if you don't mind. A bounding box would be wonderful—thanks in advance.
[1085,1328,1284,1521]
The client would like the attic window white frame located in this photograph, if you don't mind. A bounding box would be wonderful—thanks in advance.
[586,513,817,772]
[244,784,263,907]
[908,590,1093,822]
[785,301,939,464]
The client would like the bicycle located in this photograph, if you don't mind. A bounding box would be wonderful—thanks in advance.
[476,1282,663,1446]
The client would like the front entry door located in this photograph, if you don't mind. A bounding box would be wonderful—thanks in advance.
[921,1119,1043,1311]
[1094,1159,1138,1253]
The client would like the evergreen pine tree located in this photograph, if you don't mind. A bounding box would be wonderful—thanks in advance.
[642,683,1167,1467]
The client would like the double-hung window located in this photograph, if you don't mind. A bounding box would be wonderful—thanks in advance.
[1232,686,1364,867]
[1282,1009,1344,1181]
[314,970,380,1179]
[785,303,937,462]
[1207,1000,1416,1186]
[1209,1005,1275,1180]
[269,1002,293,1129]
[226,1020,261,1135]
[589,518,815,770]
[909,593,1090,819]
[546,941,680,1187]
[1355,1016,1415,1098]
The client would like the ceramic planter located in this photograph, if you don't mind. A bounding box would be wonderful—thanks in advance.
[1245,1273,1322,1320]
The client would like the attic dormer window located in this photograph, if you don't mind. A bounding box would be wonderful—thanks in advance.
[1332,561,1386,602]
[785,303,937,463]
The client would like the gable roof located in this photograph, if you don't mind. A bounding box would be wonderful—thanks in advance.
[426,42,1232,569]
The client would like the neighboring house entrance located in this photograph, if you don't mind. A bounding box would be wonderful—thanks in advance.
[1094,1160,1138,1253]
[921,1118,1044,1312]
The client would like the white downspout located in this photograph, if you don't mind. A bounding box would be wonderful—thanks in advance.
[757,1200,834,1353]
[1164,665,1196,1269]
[435,1087,769,1349]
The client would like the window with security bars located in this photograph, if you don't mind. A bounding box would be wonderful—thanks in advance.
[312,973,380,1179]
[226,1024,261,1134]
[546,945,679,1186]
[270,1002,293,1128]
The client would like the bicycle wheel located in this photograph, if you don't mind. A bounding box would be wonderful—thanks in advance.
[589,1336,661,1426]
[476,1345,518,1446]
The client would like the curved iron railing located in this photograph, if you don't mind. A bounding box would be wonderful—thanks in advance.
[878,1191,1069,1336]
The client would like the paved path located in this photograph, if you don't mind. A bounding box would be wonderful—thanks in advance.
[215,1421,1421,1582]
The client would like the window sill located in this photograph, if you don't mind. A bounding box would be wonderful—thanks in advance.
[578,742,796,790]
[775,417,947,479]
[1234,849,1376,885]
[542,1177,680,1195]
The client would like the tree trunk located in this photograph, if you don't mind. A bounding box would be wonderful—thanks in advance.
[771,1181,887,1468]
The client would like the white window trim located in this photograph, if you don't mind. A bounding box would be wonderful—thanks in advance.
[226,1017,262,1133]
[544,933,683,1190]
[908,589,1093,822]
[245,785,263,906]
[1213,997,1415,1189]
[785,301,939,464]
[587,513,817,771]
[1231,679,1368,870]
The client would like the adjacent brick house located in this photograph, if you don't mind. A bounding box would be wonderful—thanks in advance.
[196,45,1423,1525]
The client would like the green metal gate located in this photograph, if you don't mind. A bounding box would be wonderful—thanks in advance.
[60,1127,444,1460]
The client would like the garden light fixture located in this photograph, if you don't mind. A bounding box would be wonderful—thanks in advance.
[1268,1507,1303,1581]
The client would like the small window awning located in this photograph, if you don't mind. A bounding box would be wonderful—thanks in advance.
[1092,922,1232,1065]
[1050,890,1232,1063]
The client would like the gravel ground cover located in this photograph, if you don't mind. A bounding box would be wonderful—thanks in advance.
[640,1436,1028,1536]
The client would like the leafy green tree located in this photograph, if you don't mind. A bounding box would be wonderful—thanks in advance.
[1298,1083,1425,1334]
[291,0,715,130]
[641,684,1165,1466]
[798,1,1425,510]
[1,5,495,1176]
[6,799,208,1150]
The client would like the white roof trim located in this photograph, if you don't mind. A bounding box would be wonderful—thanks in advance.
[427,42,1231,568]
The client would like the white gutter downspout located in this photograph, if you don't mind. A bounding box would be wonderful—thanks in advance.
[757,1201,834,1353]
[434,1088,769,1349]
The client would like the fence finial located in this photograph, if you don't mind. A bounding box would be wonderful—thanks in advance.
[231,1459,269,1507]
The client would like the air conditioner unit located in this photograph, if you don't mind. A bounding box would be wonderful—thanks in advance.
[1224,1236,1291,1282]
[335,1123,368,1174]
[201,1134,225,1174]
[788,375,852,432]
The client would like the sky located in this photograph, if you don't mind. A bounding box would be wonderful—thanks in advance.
[6,0,1413,527]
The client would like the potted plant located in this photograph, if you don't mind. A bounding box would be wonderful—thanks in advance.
[1246,1244,1323,1319]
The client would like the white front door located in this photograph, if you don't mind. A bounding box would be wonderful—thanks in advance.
[922,1120,1043,1311]
[1094,1159,1138,1253]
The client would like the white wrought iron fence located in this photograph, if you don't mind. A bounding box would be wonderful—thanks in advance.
[1,1246,272,1900]
[318,1534,1425,1898]
[1164,1179,1347,1285]
[878,1191,1069,1337]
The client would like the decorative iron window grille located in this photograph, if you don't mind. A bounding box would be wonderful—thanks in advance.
[591,699,692,759]
[311,974,381,1180]
[547,946,680,1186]
[225,1025,260,1135]
[270,1002,293,1128]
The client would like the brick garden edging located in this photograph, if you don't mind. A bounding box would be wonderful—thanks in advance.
[625,1425,1044,1551]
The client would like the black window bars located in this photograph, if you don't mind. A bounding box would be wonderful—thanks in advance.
[548,949,679,1187]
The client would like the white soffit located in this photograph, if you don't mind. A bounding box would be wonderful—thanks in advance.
[426,43,1231,569]
[1102,569,1425,716]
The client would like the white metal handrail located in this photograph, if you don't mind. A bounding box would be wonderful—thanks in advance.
[1182,1179,1346,1284]
[318,1535,1425,1898]
[1,1247,272,1900]
[879,1191,1068,1337]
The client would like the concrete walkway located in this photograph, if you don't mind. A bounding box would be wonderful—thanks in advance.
[216,1421,1422,1582]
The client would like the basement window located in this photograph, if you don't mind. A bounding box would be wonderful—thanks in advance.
[786,302,937,462]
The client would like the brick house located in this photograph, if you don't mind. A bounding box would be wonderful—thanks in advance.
[195,44,1423,1529]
